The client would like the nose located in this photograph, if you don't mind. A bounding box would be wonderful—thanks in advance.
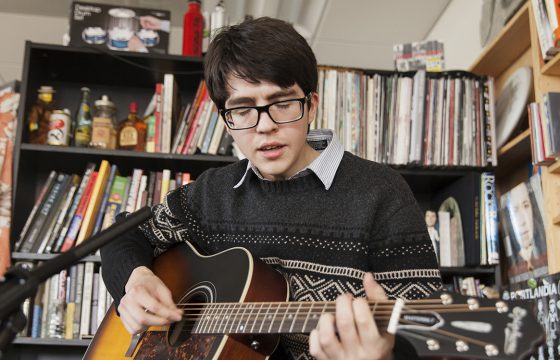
[255,109,278,133]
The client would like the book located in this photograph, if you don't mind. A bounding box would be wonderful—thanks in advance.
[79,262,95,338]
[160,169,171,203]
[20,173,69,253]
[500,175,549,284]
[60,171,98,252]
[52,164,96,253]
[65,265,78,339]
[101,175,130,230]
[44,175,81,253]
[15,170,57,251]
[73,263,85,339]
[125,168,143,213]
[76,160,111,245]
[92,164,118,235]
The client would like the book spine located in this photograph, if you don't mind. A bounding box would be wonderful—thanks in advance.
[155,83,163,153]
[20,173,68,253]
[92,164,118,235]
[90,272,99,334]
[15,170,57,251]
[101,176,130,230]
[73,263,85,339]
[65,265,78,339]
[52,164,95,253]
[44,175,80,253]
[125,169,143,213]
[79,262,94,338]
[160,169,171,203]
[60,172,98,252]
[76,160,111,245]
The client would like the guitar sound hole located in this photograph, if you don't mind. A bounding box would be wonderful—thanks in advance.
[168,294,206,346]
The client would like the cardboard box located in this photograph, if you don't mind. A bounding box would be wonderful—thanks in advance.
[69,1,170,54]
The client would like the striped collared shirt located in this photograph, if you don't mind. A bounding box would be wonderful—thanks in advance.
[233,129,344,190]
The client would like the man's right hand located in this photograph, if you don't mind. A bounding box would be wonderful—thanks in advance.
[118,266,183,334]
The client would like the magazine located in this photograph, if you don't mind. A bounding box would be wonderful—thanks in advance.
[500,175,548,284]
[502,272,560,359]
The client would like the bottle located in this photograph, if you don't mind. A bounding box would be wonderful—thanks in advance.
[182,0,204,57]
[118,101,146,151]
[28,86,55,144]
[90,95,117,149]
[74,87,92,147]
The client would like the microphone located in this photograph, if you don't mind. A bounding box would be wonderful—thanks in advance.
[0,206,152,321]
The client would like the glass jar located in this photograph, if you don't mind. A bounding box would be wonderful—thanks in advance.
[90,95,117,149]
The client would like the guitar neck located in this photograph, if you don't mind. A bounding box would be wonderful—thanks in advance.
[184,300,401,335]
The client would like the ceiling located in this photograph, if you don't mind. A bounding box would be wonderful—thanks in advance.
[0,0,451,69]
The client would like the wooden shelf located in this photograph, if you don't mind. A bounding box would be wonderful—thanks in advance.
[469,2,530,77]
[496,129,532,177]
[549,159,560,174]
[12,252,101,262]
[13,337,91,347]
[541,52,560,75]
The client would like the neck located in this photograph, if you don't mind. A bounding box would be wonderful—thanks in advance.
[180,299,404,335]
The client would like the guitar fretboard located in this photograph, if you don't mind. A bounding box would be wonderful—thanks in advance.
[184,301,394,335]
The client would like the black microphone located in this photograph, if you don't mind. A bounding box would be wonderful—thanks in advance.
[0,206,152,321]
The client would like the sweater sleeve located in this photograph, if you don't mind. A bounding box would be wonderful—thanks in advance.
[101,188,193,307]
[367,172,441,301]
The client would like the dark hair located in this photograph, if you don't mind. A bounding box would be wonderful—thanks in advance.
[204,17,318,109]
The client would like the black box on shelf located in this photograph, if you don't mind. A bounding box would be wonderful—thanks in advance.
[68,1,170,54]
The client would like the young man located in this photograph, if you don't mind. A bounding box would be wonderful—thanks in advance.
[101,17,441,360]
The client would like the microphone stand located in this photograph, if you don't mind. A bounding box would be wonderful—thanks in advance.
[0,207,151,358]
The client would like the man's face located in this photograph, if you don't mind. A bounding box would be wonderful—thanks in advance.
[509,184,534,249]
[223,76,319,181]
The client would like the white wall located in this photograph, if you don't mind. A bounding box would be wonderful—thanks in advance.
[425,0,484,70]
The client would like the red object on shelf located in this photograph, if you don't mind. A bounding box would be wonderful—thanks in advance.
[182,0,204,57]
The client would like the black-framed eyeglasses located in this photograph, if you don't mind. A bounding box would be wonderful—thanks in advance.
[220,93,312,130]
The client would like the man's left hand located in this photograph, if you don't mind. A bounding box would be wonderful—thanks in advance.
[309,272,395,360]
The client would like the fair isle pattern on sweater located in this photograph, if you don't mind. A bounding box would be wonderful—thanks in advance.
[127,152,441,360]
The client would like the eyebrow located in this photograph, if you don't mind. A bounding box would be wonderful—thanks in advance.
[226,88,299,108]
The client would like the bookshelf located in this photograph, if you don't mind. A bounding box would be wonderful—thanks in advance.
[469,2,560,278]
[8,42,499,358]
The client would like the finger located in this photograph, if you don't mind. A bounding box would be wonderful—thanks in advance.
[155,286,183,320]
[364,273,388,301]
[353,296,379,342]
[309,329,328,360]
[118,305,146,334]
[335,294,360,350]
[146,292,182,321]
[317,313,344,358]
[128,301,179,327]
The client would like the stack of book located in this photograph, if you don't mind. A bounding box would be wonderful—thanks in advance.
[430,172,499,267]
[531,0,560,61]
[313,67,497,168]
[528,92,560,164]
[146,75,233,156]
[17,260,108,340]
[14,160,192,255]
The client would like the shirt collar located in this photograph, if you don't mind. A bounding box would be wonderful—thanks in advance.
[233,129,344,190]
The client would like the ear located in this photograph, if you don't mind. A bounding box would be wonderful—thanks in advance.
[307,92,320,126]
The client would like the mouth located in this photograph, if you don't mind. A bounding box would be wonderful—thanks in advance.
[258,143,285,151]
[257,143,286,159]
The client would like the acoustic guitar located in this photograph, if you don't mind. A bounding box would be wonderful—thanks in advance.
[84,242,545,359]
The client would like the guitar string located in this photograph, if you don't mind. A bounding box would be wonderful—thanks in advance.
[173,306,500,316]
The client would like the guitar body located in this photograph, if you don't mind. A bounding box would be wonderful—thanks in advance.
[84,242,289,359]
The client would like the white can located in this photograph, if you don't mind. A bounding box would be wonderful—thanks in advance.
[47,109,71,146]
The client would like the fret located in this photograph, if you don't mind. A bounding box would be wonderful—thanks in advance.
[278,303,291,333]
[226,303,239,334]
[260,303,272,333]
[193,305,203,334]
[237,303,251,333]
[220,304,235,334]
[268,303,281,333]
[250,303,264,333]
[233,303,246,334]
[289,302,302,333]
[207,303,221,334]
[198,304,212,334]
[218,303,231,333]
[301,302,312,333]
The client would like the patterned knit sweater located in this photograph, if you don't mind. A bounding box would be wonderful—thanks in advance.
[101,152,441,359]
